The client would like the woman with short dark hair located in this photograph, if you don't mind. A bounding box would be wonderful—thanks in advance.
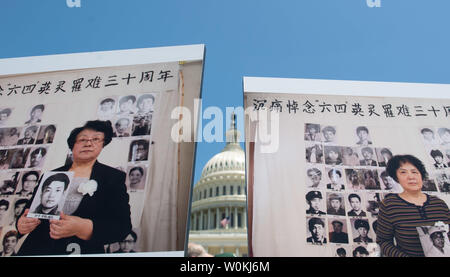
[17,120,132,256]
[376,154,450,257]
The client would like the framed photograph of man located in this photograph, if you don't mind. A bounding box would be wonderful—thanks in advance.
[377,169,401,192]
[326,192,346,216]
[324,146,343,166]
[132,114,152,137]
[15,170,41,198]
[24,104,45,125]
[0,149,12,170]
[375,147,393,167]
[97,96,117,120]
[306,216,328,245]
[305,190,326,216]
[0,127,21,147]
[8,148,29,169]
[136,93,156,115]
[350,218,375,244]
[35,125,56,144]
[321,125,337,144]
[304,123,322,142]
[17,125,39,145]
[355,126,373,146]
[0,108,13,127]
[0,227,20,256]
[104,228,141,254]
[419,127,439,148]
[346,192,367,217]
[305,142,323,164]
[358,147,378,167]
[341,146,360,166]
[27,171,74,220]
[128,139,150,162]
[328,218,349,244]
[417,223,450,257]
[0,171,20,195]
[25,146,48,169]
[112,116,132,138]
[351,244,370,257]
[117,95,138,116]
[305,164,325,189]
[324,167,345,192]
[429,148,449,170]
[126,165,148,191]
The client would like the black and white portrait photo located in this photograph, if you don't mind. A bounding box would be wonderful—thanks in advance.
[341,146,360,166]
[333,246,350,257]
[417,223,450,257]
[25,104,45,125]
[97,97,117,120]
[437,128,450,146]
[35,125,56,144]
[328,219,349,244]
[305,142,323,164]
[136,93,155,115]
[132,114,152,136]
[306,217,327,245]
[25,147,48,169]
[105,229,140,254]
[375,147,393,167]
[359,147,377,166]
[0,171,20,195]
[0,108,12,127]
[321,125,337,144]
[17,125,39,145]
[351,218,374,244]
[420,127,439,147]
[16,170,41,198]
[355,126,373,146]
[305,190,326,216]
[304,123,321,142]
[0,127,21,147]
[305,165,324,189]
[27,172,74,220]
[345,169,364,190]
[435,172,450,193]
[325,168,345,191]
[128,139,150,162]
[378,169,401,192]
[113,117,132,138]
[326,192,345,216]
[347,193,367,217]
[324,146,343,165]
[365,192,382,217]
[126,165,148,191]
[352,245,369,257]
[362,169,381,190]
[0,149,12,170]
[430,149,448,169]
[9,148,29,169]
[117,95,137,116]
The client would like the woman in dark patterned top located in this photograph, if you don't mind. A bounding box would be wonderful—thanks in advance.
[376,155,450,257]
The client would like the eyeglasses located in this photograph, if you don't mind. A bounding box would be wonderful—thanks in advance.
[76,137,104,145]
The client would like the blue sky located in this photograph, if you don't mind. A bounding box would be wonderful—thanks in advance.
[2,0,450,184]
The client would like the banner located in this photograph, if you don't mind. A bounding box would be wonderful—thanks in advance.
[245,78,450,257]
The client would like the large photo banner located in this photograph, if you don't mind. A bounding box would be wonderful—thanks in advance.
[0,45,204,256]
[244,78,450,257]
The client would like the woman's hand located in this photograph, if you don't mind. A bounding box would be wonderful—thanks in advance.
[17,209,41,235]
[49,212,93,241]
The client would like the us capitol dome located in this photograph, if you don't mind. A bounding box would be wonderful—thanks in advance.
[188,114,248,257]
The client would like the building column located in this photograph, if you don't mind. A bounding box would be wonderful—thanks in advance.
[234,207,238,229]
[199,210,203,231]
[225,207,229,230]
[243,209,247,229]
[216,208,220,229]
[208,209,211,230]
[193,213,197,230]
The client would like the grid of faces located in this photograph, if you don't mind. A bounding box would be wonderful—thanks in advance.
[304,123,393,256]
[0,104,54,248]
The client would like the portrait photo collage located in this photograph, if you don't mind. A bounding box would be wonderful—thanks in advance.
[0,104,56,251]
[95,93,156,254]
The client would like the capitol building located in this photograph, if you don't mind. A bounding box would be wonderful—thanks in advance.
[188,115,248,257]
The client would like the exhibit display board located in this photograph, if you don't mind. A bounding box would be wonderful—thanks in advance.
[244,77,450,257]
[0,44,204,256]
